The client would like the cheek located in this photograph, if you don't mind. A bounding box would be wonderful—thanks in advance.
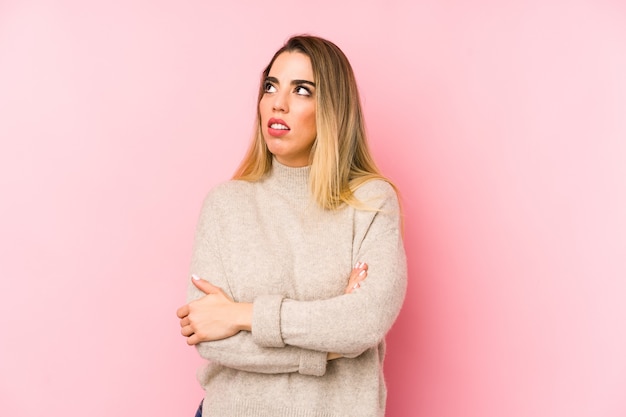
[305,107,317,137]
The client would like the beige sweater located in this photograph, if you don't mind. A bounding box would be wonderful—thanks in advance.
[187,159,407,417]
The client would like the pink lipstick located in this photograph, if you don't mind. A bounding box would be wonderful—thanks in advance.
[267,118,290,137]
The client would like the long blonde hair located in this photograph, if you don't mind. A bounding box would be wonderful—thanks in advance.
[233,35,392,210]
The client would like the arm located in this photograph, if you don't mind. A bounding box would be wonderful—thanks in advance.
[178,265,367,370]
[252,181,407,357]
[177,191,330,376]
[180,275,327,376]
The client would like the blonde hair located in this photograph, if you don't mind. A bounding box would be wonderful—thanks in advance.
[233,35,393,210]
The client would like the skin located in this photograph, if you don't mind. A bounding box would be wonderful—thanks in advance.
[259,51,317,167]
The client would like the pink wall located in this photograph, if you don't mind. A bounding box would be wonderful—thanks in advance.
[1,1,625,416]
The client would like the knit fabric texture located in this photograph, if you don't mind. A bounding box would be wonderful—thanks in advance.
[187,159,407,417]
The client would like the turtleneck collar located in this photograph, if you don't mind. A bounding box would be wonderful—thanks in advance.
[269,158,310,185]
[265,157,311,201]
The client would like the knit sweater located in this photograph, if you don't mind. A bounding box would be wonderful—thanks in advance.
[187,159,407,417]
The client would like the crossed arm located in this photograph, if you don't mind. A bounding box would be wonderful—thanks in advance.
[176,181,406,376]
[176,262,369,358]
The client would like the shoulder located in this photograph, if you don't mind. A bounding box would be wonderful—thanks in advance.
[352,179,399,208]
[351,179,403,239]
[201,179,256,211]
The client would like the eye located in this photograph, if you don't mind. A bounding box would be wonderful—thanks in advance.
[295,85,312,96]
[264,82,277,93]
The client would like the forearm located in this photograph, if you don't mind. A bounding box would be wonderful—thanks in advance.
[251,256,406,355]
[195,331,328,376]
[186,285,329,376]
[281,278,405,355]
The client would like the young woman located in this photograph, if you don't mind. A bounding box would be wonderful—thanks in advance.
[177,35,407,417]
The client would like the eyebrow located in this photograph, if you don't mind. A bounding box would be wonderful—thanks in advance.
[265,76,316,88]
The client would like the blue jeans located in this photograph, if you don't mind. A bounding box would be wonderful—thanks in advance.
[194,400,203,417]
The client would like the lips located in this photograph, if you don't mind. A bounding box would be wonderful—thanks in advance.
[267,118,290,137]
[268,118,290,130]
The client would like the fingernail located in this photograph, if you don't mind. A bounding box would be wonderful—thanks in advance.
[191,274,200,281]
[359,270,366,276]
[354,262,360,268]
[352,283,360,289]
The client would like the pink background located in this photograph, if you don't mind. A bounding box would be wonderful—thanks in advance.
[1,1,625,416]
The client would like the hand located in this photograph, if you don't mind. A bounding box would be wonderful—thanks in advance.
[176,275,252,345]
[345,262,368,294]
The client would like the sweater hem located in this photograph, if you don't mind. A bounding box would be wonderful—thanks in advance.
[205,400,343,417]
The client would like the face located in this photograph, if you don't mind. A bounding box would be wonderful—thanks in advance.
[259,52,317,167]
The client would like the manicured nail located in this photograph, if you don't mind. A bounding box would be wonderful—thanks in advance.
[191,274,200,281]
[354,262,361,268]
[359,270,366,276]
[352,283,360,289]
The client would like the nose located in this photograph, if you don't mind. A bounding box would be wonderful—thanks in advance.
[272,91,288,113]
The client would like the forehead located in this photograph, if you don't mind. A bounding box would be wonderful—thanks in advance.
[268,51,314,82]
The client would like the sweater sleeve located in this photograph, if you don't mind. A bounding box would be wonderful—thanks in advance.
[187,192,328,376]
[252,181,407,356]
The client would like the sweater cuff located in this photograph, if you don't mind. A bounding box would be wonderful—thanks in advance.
[252,295,286,348]
[298,350,328,376]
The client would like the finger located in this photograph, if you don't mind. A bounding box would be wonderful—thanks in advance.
[191,275,222,294]
[187,333,199,346]
[179,317,190,328]
[357,269,367,281]
[350,263,368,282]
[348,262,364,281]
[176,304,189,319]
[349,269,366,285]
[346,262,368,294]
[346,281,363,294]
[352,271,367,288]
[181,325,194,337]
[352,262,368,274]
[345,264,360,293]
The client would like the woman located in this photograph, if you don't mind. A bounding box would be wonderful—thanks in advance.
[176,35,407,417]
